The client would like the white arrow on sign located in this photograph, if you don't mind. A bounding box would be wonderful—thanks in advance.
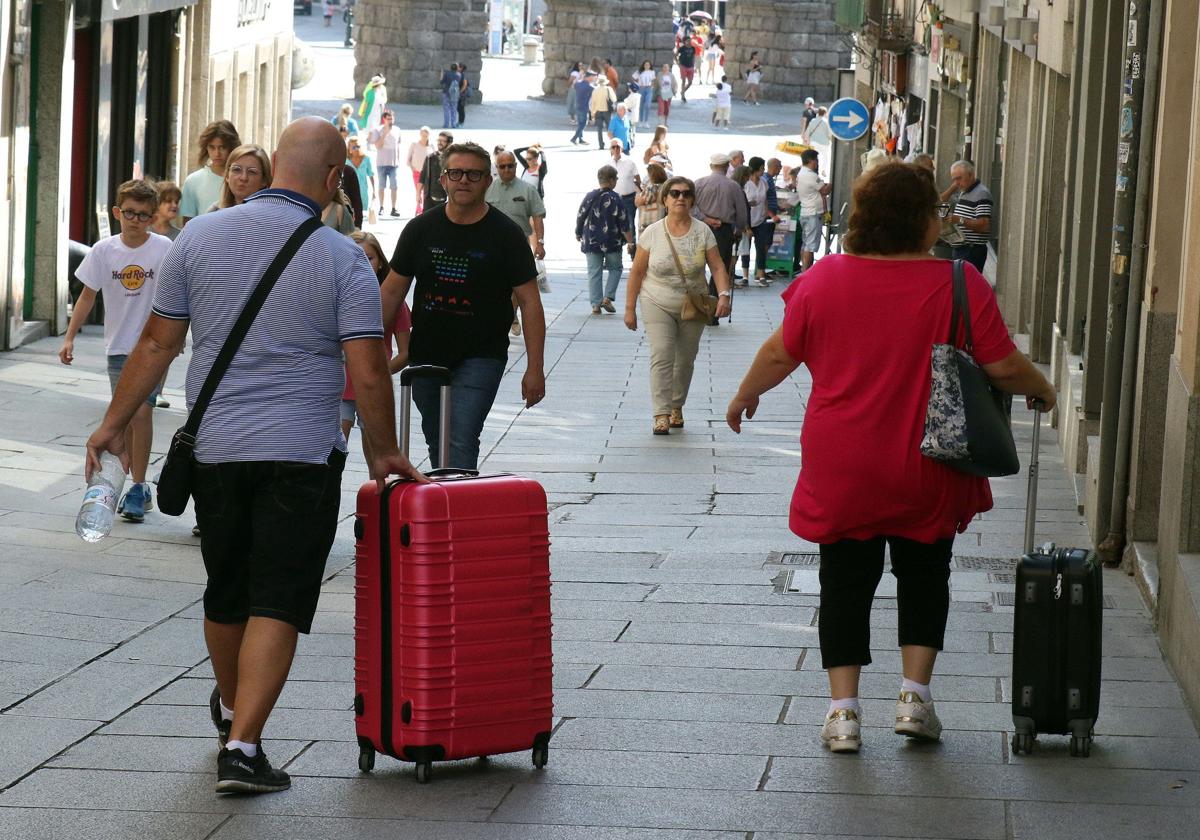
[832,111,865,130]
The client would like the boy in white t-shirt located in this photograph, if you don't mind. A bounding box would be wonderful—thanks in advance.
[712,79,732,130]
[59,179,175,522]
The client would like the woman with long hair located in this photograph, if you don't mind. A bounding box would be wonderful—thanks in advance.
[643,124,671,169]
[208,143,271,212]
[179,120,240,224]
[636,60,656,127]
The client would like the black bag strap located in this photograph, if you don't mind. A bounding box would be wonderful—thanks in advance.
[947,259,975,352]
[178,216,323,444]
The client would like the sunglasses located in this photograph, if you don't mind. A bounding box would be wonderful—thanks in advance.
[118,208,154,222]
[497,163,517,170]
[444,168,488,182]
[667,189,693,199]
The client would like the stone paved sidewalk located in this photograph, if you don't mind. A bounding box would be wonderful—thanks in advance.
[0,260,1198,839]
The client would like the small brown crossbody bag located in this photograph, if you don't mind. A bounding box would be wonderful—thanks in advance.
[664,229,718,323]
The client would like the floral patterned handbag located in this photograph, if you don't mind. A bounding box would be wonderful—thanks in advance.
[920,260,1019,477]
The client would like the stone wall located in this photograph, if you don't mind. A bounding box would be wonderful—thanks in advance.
[354,1,486,105]
[723,0,846,103]
[541,0,675,97]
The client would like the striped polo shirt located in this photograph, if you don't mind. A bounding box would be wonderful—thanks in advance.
[954,180,994,245]
[152,189,384,465]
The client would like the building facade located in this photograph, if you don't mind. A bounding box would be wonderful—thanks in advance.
[0,0,293,351]
[838,0,1200,718]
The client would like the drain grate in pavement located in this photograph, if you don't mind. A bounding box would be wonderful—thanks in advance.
[772,570,803,594]
[993,591,1117,608]
[954,556,1019,570]
[766,552,822,566]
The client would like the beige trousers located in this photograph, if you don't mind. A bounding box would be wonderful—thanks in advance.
[641,295,706,417]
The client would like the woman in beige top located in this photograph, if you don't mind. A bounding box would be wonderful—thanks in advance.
[407,126,432,214]
[625,176,733,435]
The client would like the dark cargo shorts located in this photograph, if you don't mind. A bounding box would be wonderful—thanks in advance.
[192,449,346,634]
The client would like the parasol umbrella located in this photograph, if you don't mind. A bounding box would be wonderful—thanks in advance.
[689,10,713,20]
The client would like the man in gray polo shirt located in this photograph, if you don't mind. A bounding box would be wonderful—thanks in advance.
[85,117,424,795]
[486,149,546,258]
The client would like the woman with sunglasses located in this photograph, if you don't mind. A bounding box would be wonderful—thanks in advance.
[625,176,732,435]
[208,144,272,212]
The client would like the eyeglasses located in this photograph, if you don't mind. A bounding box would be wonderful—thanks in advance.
[666,189,693,199]
[497,163,517,170]
[229,165,262,178]
[444,168,488,182]
[119,209,154,222]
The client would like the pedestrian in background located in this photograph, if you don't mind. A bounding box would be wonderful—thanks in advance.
[210,143,272,211]
[369,110,401,217]
[657,64,675,125]
[567,61,584,121]
[382,141,547,470]
[407,126,432,214]
[729,163,752,284]
[941,160,993,273]
[456,62,471,127]
[692,152,748,309]
[713,80,732,130]
[635,161,668,237]
[644,124,671,169]
[85,118,424,795]
[514,144,548,197]
[179,120,240,224]
[342,231,410,464]
[570,71,595,145]
[488,149,548,337]
[676,36,697,102]
[603,57,620,90]
[796,148,831,272]
[609,138,641,243]
[726,161,1056,755]
[347,136,376,222]
[331,103,360,136]
[151,181,181,241]
[744,52,763,105]
[744,157,774,286]
[577,164,634,316]
[440,62,461,129]
[625,175,732,435]
[60,179,173,523]
[609,102,633,153]
[589,76,616,150]
[419,131,452,210]
[704,39,723,84]
[358,74,387,133]
[636,61,656,127]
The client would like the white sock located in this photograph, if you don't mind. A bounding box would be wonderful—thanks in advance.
[901,678,932,702]
[828,697,861,717]
[219,700,234,722]
[226,739,257,757]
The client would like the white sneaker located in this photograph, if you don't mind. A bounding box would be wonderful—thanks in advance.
[894,691,942,741]
[141,482,154,512]
[820,708,861,753]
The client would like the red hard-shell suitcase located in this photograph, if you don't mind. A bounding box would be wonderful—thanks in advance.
[353,365,553,782]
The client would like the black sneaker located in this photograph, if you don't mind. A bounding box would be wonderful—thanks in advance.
[216,747,290,794]
[390,209,400,217]
[209,685,231,748]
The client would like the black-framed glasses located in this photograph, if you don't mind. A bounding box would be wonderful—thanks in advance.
[936,202,953,219]
[444,168,487,182]
[666,189,693,199]
[497,163,517,170]
[119,209,154,222]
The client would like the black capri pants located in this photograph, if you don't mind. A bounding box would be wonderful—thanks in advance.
[817,535,954,669]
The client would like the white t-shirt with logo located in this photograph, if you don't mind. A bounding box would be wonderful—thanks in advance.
[796,167,826,216]
[76,233,175,355]
[715,86,732,109]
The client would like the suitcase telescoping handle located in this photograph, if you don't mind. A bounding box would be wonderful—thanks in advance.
[398,365,451,468]
[1024,403,1044,556]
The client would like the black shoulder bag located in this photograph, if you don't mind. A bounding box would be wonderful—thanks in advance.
[157,216,323,515]
[919,259,1020,477]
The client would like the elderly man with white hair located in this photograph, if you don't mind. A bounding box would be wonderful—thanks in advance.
[609,101,633,153]
[939,159,993,272]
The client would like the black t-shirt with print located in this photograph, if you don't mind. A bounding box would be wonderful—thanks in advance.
[677,43,697,68]
[390,205,536,366]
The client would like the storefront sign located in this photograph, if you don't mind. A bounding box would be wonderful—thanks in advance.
[238,0,271,27]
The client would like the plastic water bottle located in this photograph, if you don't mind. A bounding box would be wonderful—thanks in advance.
[75,453,127,543]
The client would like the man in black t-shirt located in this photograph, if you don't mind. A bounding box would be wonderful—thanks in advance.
[381,141,546,470]
[676,39,697,102]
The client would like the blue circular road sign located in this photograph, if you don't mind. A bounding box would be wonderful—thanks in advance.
[826,97,871,142]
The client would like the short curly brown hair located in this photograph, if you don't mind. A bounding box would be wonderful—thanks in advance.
[842,161,939,255]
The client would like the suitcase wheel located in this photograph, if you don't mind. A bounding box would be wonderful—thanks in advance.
[532,744,549,770]
[1011,732,1035,755]
[415,761,433,784]
[1069,735,1092,758]
[358,745,375,773]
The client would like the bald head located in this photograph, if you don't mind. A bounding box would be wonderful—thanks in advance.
[272,117,348,204]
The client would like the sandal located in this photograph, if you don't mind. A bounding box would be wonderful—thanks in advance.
[653,415,671,435]
[669,408,684,428]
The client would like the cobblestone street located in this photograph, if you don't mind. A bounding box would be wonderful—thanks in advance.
[0,14,1197,838]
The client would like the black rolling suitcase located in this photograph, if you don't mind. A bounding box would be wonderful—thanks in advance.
[1010,408,1102,757]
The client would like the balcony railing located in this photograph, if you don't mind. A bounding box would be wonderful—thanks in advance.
[867,10,914,52]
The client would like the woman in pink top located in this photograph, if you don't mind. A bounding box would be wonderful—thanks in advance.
[727,162,1056,754]
[343,232,411,462]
